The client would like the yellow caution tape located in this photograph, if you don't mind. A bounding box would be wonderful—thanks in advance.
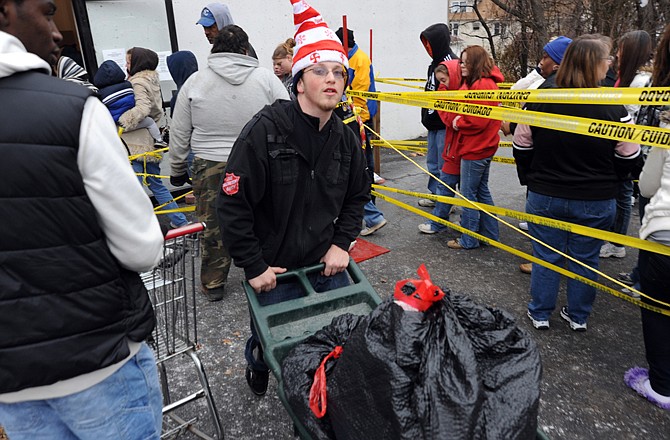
[351,90,670,149]
[371,140,427,146]
[375,190,670,315]
[154,206,195,214]
[367,143,515,164]
[375,77,425,82]
[374,79,424,90]
[375,184,670,257]
[492,156,516,165]
[393,86,670,105]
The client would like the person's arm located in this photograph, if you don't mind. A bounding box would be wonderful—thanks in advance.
[78,97,163,271]
[217,117,272,280]
[169,77,195,178]
[118,76,152,131]
[512,123,534,186]
[639,147,666,198]
[613,112,642,179]
[453,79,498,133]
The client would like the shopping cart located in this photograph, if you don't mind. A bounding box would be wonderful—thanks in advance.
[143,222,224,439]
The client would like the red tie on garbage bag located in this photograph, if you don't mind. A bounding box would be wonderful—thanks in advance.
[309,345,343,418]
[394,264,445,312]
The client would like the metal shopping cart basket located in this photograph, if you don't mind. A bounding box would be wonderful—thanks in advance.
[142,223,224,439]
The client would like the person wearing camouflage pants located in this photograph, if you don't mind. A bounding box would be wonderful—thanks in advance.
[191,157,231,300]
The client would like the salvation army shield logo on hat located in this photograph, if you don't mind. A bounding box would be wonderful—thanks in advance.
[222,173,240,196]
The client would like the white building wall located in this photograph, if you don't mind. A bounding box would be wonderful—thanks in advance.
[171,0,450,140]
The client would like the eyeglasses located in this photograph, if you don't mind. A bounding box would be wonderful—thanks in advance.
[603,55,615,63]
[304,66,347,80]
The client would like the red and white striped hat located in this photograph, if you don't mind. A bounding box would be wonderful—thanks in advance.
[290,0,348,77]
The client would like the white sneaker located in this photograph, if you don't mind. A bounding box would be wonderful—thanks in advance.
[600,242,626,258]
[560,306,587,332]
[519,222,529,231]
[418,223,438,234]
[527,311,549,330]
[418,198,436,207]
[373,173,386,184]
[361,218,388,236]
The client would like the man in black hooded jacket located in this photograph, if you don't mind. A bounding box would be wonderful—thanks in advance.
[418,23,459,207]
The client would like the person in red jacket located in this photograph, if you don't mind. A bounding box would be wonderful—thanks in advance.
[418,59,463,234]
[447,45,504,250]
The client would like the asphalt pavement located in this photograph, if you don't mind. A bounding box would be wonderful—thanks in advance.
[159,143,670,439]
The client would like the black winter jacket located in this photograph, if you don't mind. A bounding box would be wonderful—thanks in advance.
[217,99,370,280]
[513,98,640,200]
[0,71,154,394]
[420,23,458,130]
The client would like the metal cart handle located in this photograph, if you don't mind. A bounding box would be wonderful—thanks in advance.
[164,222,205,241]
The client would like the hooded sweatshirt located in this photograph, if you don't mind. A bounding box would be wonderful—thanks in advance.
[93,60,135,123]
[420,23,458,130]
[453,65,505,161]
[169,52,288,173]
[436,60,463,175]
[167,50,198,117]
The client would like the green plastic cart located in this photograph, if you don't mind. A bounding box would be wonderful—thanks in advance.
[243,260,549,440]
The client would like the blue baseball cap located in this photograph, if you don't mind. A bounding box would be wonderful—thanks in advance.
[196,7,216,27]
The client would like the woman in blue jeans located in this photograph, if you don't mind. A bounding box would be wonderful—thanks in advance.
[513,35,641,331]
[447,45,504,249]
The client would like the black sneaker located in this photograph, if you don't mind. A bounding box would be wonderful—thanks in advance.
[245,365,269,396]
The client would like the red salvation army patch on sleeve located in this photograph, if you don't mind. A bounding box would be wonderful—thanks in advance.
[222,173,240,195]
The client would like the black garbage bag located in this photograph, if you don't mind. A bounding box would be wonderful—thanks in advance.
[282,284,541,440]
[283,312,366,438]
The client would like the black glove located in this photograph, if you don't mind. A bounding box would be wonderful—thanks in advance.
[170,174,191,187]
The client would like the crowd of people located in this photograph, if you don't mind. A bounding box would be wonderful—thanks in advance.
[1,0,669,438]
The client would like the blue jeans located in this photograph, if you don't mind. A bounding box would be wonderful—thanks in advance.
[526,191,615,324]
[429,171,460,232]
[426,129,446,194]
[458,158,499,249]
[132,160,188,227]
[246,271,350,372]
[611,179,634,244]
[364,200,385,228]
[0,343,162,440]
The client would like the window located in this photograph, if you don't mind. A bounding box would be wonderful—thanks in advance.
[472,21,480,30]
[451,1,467,13]
[452,23,459,36]
[493,22,502,35]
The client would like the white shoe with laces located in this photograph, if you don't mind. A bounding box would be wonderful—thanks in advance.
[418,223,438,234]
[600,242,626,258]
[361,218,388,236]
